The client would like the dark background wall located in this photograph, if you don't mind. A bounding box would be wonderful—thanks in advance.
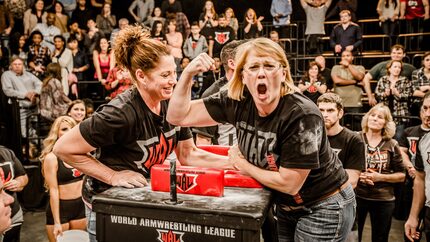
[111,0,380,24]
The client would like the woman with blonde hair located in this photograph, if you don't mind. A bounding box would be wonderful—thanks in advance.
[356,103,405,242]
[167,37,355,241]
[225,7,238,35]
[242,8,263,39]
[40,116,86,242]
[199,0,218,39]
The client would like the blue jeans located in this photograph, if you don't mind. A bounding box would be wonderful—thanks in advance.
[356,197,395,242]
[85,205,97,242]
[277,184,356,242]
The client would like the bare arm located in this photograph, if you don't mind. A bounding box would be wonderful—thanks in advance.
[299,0,308,9]
[195,135,212,145]
[400,1,406,18]
[362,72,377,106]
[349,65,365,81]
[405,171,425,241]
[331,72,357,86]
[93,51,103,83]
[346,169,360,188]
[175,138,232,169]
[43,153,62,235]
[167,53,219,127]
[53,125,147,188]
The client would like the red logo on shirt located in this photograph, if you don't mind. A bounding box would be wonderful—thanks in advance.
[215,32,230,44]
[72,168,82,178]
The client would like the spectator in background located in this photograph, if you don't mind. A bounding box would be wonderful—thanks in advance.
[23,0,47,36]
[242,8,263,39]
[269,30,285,50]
[110,18,129,46]
[330,10,363,56]
[68,21,87,52]
[326,0,358,22]
[34,12,61,52]
[208,14,235,58]
[67,99,86,123]
[404,93,430,242]
[375,60,413,139]
[0,146,28,242]
[400,0,430,51]
[225,7,238,36]
[4,0,26,35]
[183,21,208,60]
[165,18,183,71]
[51,35,74,96]
[1,57,42,138]
[397,94,430,228]
[377,0,400,44]
[270,0,292,38]
[40,63,71,122]
[27,30,51,78]
[331,50,365,119]
[148,7,165,27]
[315,55,333,91]
[84,19,104,55]
[411,52,430,116]
[199,0,218,41]
[298,61,327,103]
[128,0,154,26]
[93,37,115,85]
[150,20,167,44]
[83,98,94,117]
[357,103,405,242]
[53,1,68,34]
[9,33,28,66]
[90,0,111,12]
[0,1,14,38]
[96,3,116,39]
[161,0,182,17]
[71,0,93,31]
[68,37,89,98]
[362,44,416,107]
[57,0,76,17]
[104,67,133,99]
[300,0,332,55]
[40,116,86,242]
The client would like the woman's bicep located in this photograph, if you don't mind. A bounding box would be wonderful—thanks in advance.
[43,154,59,189]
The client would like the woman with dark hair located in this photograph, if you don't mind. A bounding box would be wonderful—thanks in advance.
[150,20,167,44]
[40,116,86,242]
[165,18,183,71]
[9,33,28,66]
[27,30,51,78]
[68,37,89,98]
[23,0,47,35]
[67,99,86,123]
[40,63,71,122]
[52,35,74,96]
[53,25,231,241]
[96,3,116,39]
[53,1,68,34]
[356,103,405,242]
[298,61,327,103]
[93,37,115,86]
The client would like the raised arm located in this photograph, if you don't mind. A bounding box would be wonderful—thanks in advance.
[166,53,218,127]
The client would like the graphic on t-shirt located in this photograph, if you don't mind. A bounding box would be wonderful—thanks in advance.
[366,149,388,172]
[214,31,230,44]
[72,168,82,178]
[304,81,321,93]
[407,136,419,163]
[332,148,341,156]
[135,128,178,173]
[236,121,277,168]
[0,162,14,182]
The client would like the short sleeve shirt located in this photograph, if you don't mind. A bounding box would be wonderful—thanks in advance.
[328,128,365,171]
[415,132,430,207]
[368,60,416,81]
[203,90,348,206]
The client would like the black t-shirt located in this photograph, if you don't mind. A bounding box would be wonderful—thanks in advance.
[328,128,365,171]
[397,125,430,165]
[209,26,236,58]
[0,146,26,217]
[80,87,192,202]
[321,68,333,90]
[298,78,326,104]
[203,89,348,206]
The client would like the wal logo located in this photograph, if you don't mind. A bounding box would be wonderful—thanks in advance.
[176,173,198,192]
[157,229,185,242]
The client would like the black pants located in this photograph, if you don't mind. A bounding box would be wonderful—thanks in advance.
[3,225,21,242]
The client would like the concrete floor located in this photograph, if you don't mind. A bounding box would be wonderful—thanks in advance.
[20,210,408,242]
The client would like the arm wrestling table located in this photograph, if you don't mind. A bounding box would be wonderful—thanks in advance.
[93,185,272,242]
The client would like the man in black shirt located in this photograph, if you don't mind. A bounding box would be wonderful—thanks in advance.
[208,14,236,58]
[317,93,365,188]
[71,0,93,31]
[329,10,362,56]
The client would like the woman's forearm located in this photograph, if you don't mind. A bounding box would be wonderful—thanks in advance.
[49,188,61,225]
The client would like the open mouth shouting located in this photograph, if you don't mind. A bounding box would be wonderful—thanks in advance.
[257,83,268,100]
